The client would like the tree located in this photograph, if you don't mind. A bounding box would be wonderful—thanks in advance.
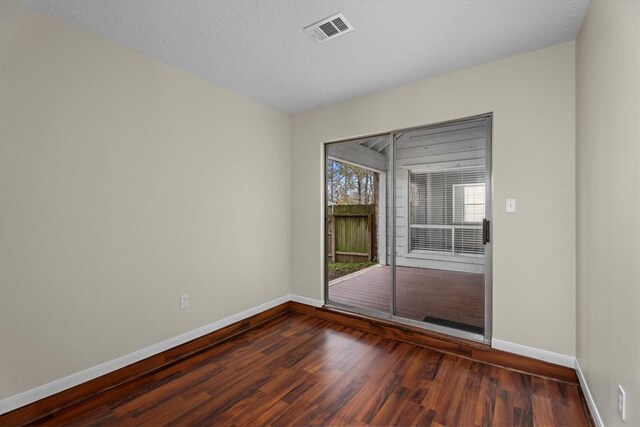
[327,160,376,205]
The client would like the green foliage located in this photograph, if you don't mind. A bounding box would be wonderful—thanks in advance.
[328,262,376,274]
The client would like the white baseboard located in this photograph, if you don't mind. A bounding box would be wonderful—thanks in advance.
[289,293,324,307]
[4,294,585,417]
[491,339,576,368]
[0,294,291,415]
[575,359,604,427]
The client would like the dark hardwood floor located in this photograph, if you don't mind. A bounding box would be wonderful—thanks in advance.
[28,313,592,426]
[329,265,485,328]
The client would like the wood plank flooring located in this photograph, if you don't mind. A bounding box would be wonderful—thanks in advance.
[329,265,485,328]
[27,313,592,426]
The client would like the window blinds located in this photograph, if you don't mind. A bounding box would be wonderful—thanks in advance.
[409,168,485,255]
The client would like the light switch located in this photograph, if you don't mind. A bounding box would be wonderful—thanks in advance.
[506,199,516,213]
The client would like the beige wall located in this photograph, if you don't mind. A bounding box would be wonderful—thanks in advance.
[9,0,628,414]
[0,1,290,399]
[291,42,576,356]
[576,1,640,425]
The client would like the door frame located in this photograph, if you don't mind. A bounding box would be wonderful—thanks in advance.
[323,113,493,344]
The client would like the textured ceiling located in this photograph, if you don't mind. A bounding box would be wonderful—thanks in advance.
[22,0,589,113]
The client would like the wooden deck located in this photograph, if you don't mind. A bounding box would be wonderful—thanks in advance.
[328,265,484,331]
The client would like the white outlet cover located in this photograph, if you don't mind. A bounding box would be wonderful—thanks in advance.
[180,294,189,309]
[618,385,626,420]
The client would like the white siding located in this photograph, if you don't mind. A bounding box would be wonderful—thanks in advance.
[388,120,488,273]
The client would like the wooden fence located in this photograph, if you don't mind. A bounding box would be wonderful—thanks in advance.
[327,204,377,263]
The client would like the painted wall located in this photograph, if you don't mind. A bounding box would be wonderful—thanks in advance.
[0,0,290,400]
[576,0,640,425]
[291,42,576,357]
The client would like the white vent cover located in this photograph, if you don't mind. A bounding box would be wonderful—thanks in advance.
[304,13,354,43]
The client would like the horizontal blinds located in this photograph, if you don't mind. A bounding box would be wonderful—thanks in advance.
[408,168,486,256]
[409,168,485,226]
[397,118,488,257]
[401,110,488,257]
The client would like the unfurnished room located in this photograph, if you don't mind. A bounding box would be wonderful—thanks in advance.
[0,0,639,426]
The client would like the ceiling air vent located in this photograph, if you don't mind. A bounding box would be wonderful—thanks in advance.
[304,13,354,43]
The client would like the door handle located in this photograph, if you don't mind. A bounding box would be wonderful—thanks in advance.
[482,219,490,245]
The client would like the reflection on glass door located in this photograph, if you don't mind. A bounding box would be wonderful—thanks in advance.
[393,117,491,339]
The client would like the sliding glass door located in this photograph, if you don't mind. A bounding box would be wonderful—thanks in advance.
[325,115,492,342]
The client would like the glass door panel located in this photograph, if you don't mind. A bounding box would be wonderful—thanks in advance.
[325,135,392,317]
[393,117,492,339]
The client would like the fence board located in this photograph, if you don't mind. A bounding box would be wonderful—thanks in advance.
[327,205,376,263]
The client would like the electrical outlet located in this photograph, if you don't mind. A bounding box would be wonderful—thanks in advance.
[618,385,626,421]
[180,294,189,309]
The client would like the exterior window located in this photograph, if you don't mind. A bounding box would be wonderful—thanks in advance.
[409,168,485,256]
[454,183,485,223]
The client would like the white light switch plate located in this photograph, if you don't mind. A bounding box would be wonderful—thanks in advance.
[506,199,516,213]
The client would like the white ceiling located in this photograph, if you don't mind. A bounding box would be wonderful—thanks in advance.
[23,0,589,113]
